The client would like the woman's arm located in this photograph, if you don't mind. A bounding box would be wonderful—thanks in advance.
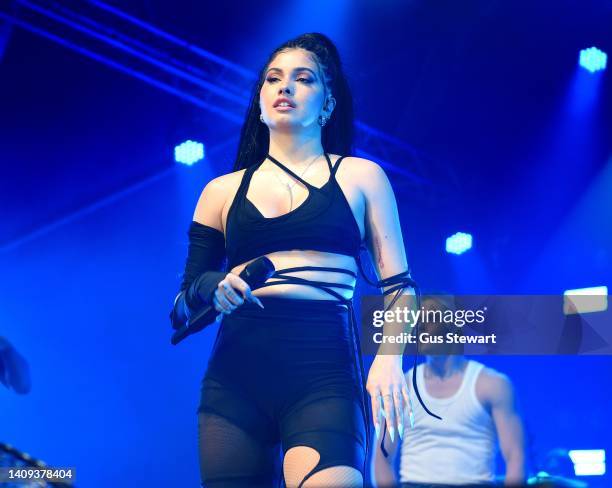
[171,177,232,330]
[354,158,415,446]
[358,160,409,282]
[193,175,226,231]
[170,174,262,331]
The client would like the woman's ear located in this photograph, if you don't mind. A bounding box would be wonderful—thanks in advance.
[325,95,336,115]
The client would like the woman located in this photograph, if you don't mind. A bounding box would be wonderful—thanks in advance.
[171,33,417,488]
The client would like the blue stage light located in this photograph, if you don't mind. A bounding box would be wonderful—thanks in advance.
[445,232,472,255]
[579,47,607,73]
[568,449,606,476]
[175,140,205,166]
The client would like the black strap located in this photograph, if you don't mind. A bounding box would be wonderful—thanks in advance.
[266,154,317,189]
[236,162,259,199]
[324,152,334,174]
[265,153,346,190]
[331,155,347,177]
[269,265,357,278]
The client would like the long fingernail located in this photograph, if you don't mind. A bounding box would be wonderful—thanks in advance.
[389,426,395,442]
[375,424,380,439]
[398,422,404,439]
[409,411,415,428]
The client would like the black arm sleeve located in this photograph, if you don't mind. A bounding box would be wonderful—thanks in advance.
[170,221,227,330]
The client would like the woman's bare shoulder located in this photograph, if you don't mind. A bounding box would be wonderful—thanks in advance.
[193,167,248,228]
[335,156,388,190]
[206,167,248,193]
[341,155,384,171]
[208,168,246,187]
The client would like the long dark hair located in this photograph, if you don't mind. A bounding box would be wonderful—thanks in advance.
[232,33,354,171]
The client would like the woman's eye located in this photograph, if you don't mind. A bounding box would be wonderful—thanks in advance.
[265,76,312,84]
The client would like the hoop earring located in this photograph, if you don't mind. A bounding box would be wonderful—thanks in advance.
[259,114,264,123]
[318,115,329,127]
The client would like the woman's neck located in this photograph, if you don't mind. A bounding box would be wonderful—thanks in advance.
[267,129,324,166]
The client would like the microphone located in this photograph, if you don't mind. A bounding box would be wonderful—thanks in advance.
[171,256,275,345]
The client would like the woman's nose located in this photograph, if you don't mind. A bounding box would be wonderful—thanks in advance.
[279,85,291,95]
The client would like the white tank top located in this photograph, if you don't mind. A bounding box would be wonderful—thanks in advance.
[399,360,497,484]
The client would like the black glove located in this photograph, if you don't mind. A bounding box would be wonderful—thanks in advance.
[170,221,227,330]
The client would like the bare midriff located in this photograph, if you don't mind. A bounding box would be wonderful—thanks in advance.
[229,249,358,301]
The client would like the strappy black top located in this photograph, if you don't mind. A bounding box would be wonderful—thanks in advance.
[225,153,363,270]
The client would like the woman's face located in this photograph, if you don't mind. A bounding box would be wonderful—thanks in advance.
[259,48,331,130]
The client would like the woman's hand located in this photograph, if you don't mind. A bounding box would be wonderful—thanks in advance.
[212,273,264,315]
[366,355,413,443]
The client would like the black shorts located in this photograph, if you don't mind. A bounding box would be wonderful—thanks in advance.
[198,296,367,479]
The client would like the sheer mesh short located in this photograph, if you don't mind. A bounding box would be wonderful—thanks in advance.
[196,297,367,487]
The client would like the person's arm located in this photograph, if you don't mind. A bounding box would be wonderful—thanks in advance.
[170,177,228,329]
[485,371,526,485]
[354,158,416,444]
[192,174,227,231]
[170,172,263,330]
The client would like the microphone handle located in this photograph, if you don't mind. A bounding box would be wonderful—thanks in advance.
[171,257,274,345]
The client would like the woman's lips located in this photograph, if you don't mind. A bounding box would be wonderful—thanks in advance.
[274,105,295,111]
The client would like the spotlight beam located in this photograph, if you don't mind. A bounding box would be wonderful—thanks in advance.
[1,0,458,202]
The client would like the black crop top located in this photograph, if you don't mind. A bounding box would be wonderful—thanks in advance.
[225,153,364,270]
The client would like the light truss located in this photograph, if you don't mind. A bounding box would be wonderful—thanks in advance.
[0,0,457,201]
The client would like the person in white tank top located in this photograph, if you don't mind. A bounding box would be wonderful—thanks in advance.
[372,296,525,487]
